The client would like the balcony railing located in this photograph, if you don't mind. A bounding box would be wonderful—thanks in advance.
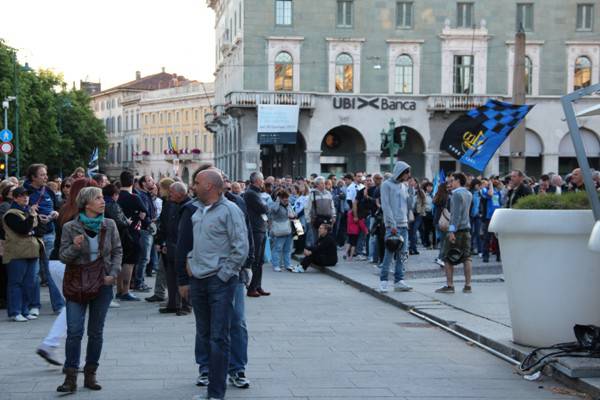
[427,94,501,112]
[225,91,315,109]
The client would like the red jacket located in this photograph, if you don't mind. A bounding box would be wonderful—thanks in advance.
[346,210,368,236]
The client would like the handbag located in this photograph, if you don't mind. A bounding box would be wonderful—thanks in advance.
[438,208,452,232]
[63,227,107,304]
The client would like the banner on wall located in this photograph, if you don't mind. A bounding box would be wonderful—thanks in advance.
[257,104,299,145]
[440,99,534,171]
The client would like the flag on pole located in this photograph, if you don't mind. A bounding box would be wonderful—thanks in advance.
[167,137,178,154]
[87,147,99,177]
[440,100,534,172]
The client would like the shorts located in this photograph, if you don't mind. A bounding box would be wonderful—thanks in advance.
[347,234,359,247]
[443,230,472,264]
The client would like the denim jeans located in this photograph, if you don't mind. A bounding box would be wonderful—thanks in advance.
[191,275,237,400]
[368,218,379,263]
[32,232,65,312]
[271,235,293,269]
[356,230,367,256]
[379,227,409,283]
[470,216,483,254]
[64,284,113,369]
[6,258,37,317]
[134,229,153,288]
[408,214,423,252]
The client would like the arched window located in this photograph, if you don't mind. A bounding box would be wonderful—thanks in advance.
[574,56,592,90]
[395,54,413,94]
[524,56,533,95]
[274,52,293,91]
[335,53,354,93]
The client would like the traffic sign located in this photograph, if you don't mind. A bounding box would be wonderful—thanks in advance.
[0,129,13,143]
[1,142,14,155]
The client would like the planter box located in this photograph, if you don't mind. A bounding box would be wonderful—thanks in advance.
[489,209,600,347]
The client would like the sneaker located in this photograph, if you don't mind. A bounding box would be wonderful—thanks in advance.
[378,281,389,293]
[133,284,152,293]
[109,300,120,308]
[285,265,294,272]
[196,372,209,387]
[229,371,251,389]
[25,314,38,320]
[435,286,455,294]
[145,295,165,303]
[291,265,304,273]
[29,307,40,317]
[434,258,445,267]
[12,314,27,322]
[463,285,472,293]
[372,265,381,275]
[273,266,282,272]
[119,293,141,301]
[394,280,413,292]
[36,346,61,366]
[355,255,367,261]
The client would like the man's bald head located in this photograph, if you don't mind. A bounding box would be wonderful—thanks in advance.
[194,169,224,204]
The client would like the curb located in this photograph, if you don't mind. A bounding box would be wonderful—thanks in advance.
[319,266,600,399]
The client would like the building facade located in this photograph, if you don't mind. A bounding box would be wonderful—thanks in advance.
[208,0,600,180]
[134,82,215,185]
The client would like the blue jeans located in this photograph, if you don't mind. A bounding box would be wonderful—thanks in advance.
[368,218,379,263]
[271,235,293,268]
[470,216,482,253]
[33,232,65,312]
[380,227,409,283]
[191,275,238,400]
[135,230,153,287]
[229,281,247,374]
[6,258,37,317]
[356,230,367,256]
[408,214,423,252]
[64,285,113,369]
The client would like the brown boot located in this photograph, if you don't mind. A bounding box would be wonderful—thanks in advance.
[83,364,102,390]
[57,367,78,392]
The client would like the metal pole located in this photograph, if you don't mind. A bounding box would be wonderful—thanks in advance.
[560,83,600,220]
[13,51,19,178]
[3,105,8,178]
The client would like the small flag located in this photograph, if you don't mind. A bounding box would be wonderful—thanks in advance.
[167,137,178,154]
[441,100,534,171]
[87,147,99,177]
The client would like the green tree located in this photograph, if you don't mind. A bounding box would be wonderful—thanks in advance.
[0,39,107,178]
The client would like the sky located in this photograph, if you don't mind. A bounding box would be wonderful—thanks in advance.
[1,0,216,89]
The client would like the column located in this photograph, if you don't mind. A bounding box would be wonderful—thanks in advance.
[484,154,500,177]
[424,151,440,181]
[240,148,261,179]
[365,151,381,174]
[305,150,321,176]
[542,153,559,175]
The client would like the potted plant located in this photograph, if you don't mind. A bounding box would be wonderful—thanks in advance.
[191,148,202,159]
[489,192,600,347]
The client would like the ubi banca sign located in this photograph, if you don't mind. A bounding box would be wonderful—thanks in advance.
[333,96,417,111]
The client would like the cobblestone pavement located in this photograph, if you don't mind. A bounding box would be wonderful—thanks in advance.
[0,267,577,400]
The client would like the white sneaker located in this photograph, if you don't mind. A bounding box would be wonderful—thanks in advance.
[394,280,413,292]
[25,314,38,320]
[291,265,304,273]
[273,266,282,272]
[12,314,28,322]
[29,307,40,316]
[285,265,294,272]
[378,281,389,293]
[434,258,445,267]
[109,300,120,308]
[372,265,381,275]
[356,255,367,261]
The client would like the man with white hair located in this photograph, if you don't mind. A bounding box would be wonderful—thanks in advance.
[550,174,565,195]
[304,176,336,247]
[155,181,192,315]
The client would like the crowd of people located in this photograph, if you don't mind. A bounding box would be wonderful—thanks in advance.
[0,159,591,399]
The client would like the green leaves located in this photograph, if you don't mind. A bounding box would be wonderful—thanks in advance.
[0,40,107,177]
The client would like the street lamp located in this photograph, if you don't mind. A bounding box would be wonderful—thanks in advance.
[380,118,408,171]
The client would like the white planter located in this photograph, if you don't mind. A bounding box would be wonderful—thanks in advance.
[489,209,600,347]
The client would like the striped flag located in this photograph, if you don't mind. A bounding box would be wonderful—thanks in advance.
[87,147,99,177]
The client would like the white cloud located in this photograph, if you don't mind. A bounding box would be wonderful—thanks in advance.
[1,0,215,89]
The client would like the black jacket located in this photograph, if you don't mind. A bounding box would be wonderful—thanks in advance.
[156,196,191,261]
[225,191,255,269]
[507,183,533,208]
[243,185,268,233]
[307,234,338,267]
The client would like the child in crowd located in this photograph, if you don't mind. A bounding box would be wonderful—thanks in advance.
[345,208,367,261]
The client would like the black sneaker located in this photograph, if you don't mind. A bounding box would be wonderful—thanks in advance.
[133,284,152,293]
[145,295,165,303]
[196,372,209,387]
[229,371,250,389]
[435,285,455,294]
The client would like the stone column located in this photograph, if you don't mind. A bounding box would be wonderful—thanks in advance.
[240,148,261,179]
[305,150,321,176]
[424,151,441,180]
[542,153,560,175]
[365,151,381,173]
[484,154,500,177]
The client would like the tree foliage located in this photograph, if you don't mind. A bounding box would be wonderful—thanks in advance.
[0,39,106,178]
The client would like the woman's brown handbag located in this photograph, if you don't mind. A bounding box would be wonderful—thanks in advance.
[63,227,106,304]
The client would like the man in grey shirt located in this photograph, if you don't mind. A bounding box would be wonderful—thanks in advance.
[437,172,473,294]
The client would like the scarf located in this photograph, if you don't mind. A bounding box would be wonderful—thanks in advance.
[79,212,104,233]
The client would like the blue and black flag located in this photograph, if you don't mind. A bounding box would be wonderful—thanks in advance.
[441,100,534,171]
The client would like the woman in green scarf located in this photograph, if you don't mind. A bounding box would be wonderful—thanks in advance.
[57,187,122,393]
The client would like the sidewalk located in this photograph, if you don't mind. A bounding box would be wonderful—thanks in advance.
[317,249,600,398]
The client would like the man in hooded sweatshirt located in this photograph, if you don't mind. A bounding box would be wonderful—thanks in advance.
[378,161,413,293]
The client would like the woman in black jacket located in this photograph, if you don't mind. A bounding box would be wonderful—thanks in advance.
[292,223,338,272]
